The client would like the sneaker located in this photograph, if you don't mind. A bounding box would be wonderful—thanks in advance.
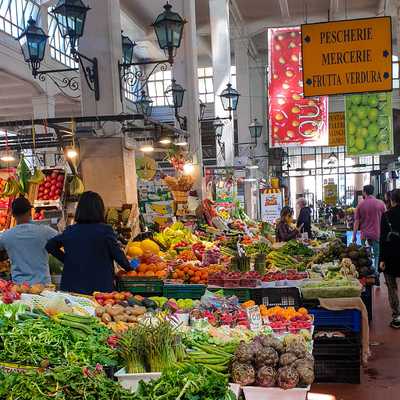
[390,318,400,329]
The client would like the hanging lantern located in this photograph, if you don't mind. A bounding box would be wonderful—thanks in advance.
[121,32,135,65]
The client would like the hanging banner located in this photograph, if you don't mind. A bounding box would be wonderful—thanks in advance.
[323,184,338,206]
[345,92,393,155]
[301,17,392,97]
[329,112,345,146]
[268,27,329,148]
[260,189,283,223]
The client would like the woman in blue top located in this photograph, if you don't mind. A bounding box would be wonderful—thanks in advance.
[46,191,131,294]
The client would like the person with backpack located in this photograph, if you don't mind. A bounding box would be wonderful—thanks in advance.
[380,189,400,329]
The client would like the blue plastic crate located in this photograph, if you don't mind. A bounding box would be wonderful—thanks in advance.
[309,308,361,332]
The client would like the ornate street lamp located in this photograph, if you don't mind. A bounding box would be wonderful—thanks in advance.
[118,3,186,104]
[18,18,48,77]
[18,2,100,101]
[152,2,186,63]
[121,32,135,65]
[134,91,153,117]
[220,83,240,120]
[248,118,263,142]
[165,79,186,130]
[51,0,90,50]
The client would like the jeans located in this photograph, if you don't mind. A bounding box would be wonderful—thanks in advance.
[362,239,380,276]
[384,273,400,318]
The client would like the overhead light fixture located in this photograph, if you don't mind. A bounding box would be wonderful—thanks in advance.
[175,134,188,146]
[159,137,172,145]
[183,162,194,175]
[219,83,240,120]
[134,90,153,117]
[243,178,257,182]
[140,139,154,153]
[66,148,78,159]
[248,118,263,141]
[0,154,15,162]
[246,165,259,170]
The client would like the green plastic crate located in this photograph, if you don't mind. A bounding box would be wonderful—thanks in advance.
[117,277,164,296]
[163,284,206,300]
[208,287,252,303]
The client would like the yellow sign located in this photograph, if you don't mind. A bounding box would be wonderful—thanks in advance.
[329,112,345,146]
[302,17,392,96]
[324,184,338,206]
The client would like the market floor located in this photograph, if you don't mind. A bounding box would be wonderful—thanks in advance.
[308,282,400,400]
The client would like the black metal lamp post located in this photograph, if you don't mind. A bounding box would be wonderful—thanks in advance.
[118,2,186,104]
[165,79,186,130]
[17,0,100,101]
[213,118,225,159]
[219,83,240,120]
[134,91,153,117]
[248,118,263,143]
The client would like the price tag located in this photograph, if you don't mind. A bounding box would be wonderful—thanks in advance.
[246,306,262,331]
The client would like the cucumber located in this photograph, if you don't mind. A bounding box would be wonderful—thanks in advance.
[18,312,40,321]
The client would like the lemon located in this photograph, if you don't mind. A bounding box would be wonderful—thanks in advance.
[355,138,365,151]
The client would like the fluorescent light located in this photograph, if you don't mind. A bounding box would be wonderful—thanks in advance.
[140,144,154,153]
[0,154,15,162]
[243,178,257,182]
[159,137,172,145]
[183,162,194,175]
[246,165,259,170]
[66,148,78,159]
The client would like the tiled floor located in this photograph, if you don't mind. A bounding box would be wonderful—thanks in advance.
[309,283,400,400]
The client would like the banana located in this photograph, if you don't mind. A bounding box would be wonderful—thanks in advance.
[1,180,10,197]
[69,175,85,196]
[28,167,45,184]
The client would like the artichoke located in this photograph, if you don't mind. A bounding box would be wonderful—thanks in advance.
[260,335,284,354]
[254,347,279,368]
[231,362,256,386]
[279,352,298,367]
[257,366,276,387]
[234,341,254,363]
[277,366,300,390]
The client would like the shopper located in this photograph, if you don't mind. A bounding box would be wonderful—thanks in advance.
[0,197,58,285]
[276,206,300,242]
[46,191,131,294]
[384,191,392,211]
[296,198,312,239]
[353,184,386,283]
[379,189,400,328]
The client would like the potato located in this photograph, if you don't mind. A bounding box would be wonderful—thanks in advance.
[124,306,136,315]
[114,314,128,322]
[131,306,147,316]
[101,313,112,324]
[95,307,106,317]
[105,305,114,315]
[127,315,137,323]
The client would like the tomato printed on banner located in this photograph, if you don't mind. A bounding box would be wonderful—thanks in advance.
[268,27,329,147]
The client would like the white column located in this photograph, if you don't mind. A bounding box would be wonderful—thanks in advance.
[234,38,251,145]
[173,0,203,198]
[78,0,123,116]
[209,0,233,166]
[75,0,138,208]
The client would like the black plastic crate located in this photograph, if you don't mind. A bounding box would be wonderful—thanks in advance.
[314,358,361,384]
[313,332,361,360]
[251,287,301,308]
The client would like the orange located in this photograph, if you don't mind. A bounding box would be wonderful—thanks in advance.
[145,271,155,277]
[127,245,143,258]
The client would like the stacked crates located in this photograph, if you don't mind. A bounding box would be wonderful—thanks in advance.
[310,308,361,384]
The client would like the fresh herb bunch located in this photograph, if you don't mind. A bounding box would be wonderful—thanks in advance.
[0,317,117,368]
[133,364,236,400]
[0,365,133,400]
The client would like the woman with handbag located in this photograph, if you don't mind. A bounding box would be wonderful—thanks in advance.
[380,189,400,328]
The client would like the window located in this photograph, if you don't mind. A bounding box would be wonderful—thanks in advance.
[198,66,236,104]
[48,9,77,68]
[198,67,214,104]
[0,0,40,38]
[147,69,172,106]
[393,56,399,89]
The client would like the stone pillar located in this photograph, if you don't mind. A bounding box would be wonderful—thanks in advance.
[173,0,203,198]
[209,0,234,166]
[76,0,138,208]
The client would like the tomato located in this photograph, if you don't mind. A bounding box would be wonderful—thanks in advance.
[56,181,63,189]
[57,175,64,182]
[51,171,58,178]
[42,195,49,200]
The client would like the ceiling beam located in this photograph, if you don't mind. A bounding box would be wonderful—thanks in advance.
[279,0,290,21]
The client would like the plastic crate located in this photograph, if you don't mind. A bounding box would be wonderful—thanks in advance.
[251,287,301,307]
[309,308,361,332]
[163,284,206,300]
[208,287,252,302]
[313,329,361,359]
[314,358,360,384]
[117,277,164,296]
